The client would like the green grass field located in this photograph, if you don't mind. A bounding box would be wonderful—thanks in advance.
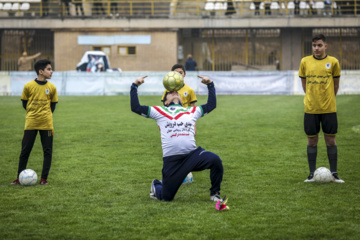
[1,94,360,240]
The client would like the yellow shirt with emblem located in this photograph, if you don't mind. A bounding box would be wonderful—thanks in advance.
[299,55,341,114]
[21,80,58,130]
[161,84,197,107]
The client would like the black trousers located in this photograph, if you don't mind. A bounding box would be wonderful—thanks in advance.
[155,147,223,201]
[74,3,84,16]
[18,130,53,179]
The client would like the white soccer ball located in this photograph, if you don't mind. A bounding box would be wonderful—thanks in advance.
[313,167,333,183]
[19,169,38,186]
[163,71,184,91]
[182,172,193,185]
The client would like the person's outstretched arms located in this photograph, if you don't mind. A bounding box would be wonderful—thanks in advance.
[198,75,216,114]
[130,76,150,116]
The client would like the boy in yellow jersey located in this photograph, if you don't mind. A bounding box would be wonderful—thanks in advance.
[161,64,197,108]
[11,59,58,185]
[299,34,344,183]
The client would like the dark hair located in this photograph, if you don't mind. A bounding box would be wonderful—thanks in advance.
[163,91,182,106]
[171,64,186,75]
[312,34,326,43]
[34,59,51,75]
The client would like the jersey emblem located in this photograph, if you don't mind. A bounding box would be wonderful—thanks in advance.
[153,106,196,120]
[183,91,188,97]
[45,89,50,95]
[325,63,331,69]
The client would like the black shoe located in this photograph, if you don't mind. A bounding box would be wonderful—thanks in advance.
[304,173,315,182]
[332,173,345,183]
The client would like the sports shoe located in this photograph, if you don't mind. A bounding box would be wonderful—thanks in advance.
[332,173,345,183]
[150,179,158,200]
[304,173,315,182]
[210,193,223,202]
[11,178,20,185]
[40,178,48,185]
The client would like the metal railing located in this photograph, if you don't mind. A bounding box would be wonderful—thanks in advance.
[0,0,358,18]
[1,27,359,71]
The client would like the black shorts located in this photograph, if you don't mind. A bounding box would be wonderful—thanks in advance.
[304,113,337,137]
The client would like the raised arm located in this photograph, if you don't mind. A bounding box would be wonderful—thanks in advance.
[198,75,216,114]
[28,52,41,60]
[130,76,150,116]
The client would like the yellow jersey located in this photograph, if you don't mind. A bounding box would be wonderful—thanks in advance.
[161,84,197,107]
[299,55,340,114]
[21,80,58,130]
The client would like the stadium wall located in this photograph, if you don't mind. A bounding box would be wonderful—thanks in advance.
[54,30,178,71]
[1,71,360,96]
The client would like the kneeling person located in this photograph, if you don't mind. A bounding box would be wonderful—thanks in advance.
[130,75,224,201]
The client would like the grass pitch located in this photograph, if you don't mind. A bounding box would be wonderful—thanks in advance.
[1,94,360,240]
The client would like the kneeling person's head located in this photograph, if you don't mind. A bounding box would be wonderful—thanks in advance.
[163,91,182,106]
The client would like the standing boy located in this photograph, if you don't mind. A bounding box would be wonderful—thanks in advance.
[11,59,58,185]
[299,34,344,183]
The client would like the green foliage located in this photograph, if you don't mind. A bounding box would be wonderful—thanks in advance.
[1,95,359,240]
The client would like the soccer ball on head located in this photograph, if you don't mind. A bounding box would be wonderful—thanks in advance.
[182,172,193,185]
[163,71,184,91]
[19,169,38,186]
[313,167,333,183]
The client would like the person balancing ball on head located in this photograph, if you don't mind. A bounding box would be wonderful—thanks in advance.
[162,64,198,183]
[299,34,344,183]
[130,74,225,201]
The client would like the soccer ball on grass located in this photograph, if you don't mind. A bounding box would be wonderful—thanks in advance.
[19,169,38,186]
[182,172,193,185]
[313,167,333,183]
[163,71,184,91]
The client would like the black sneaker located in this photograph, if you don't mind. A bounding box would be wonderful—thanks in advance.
[304,173,315,182]
[332,173,345,183]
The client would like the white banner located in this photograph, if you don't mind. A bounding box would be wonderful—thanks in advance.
[338,70,360,95]
[10,72,64,96]
[0,72,11,96]
[5,70,360,96]
[64,72,104,96]
[196,71,293,95]
[104,72,166,95]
